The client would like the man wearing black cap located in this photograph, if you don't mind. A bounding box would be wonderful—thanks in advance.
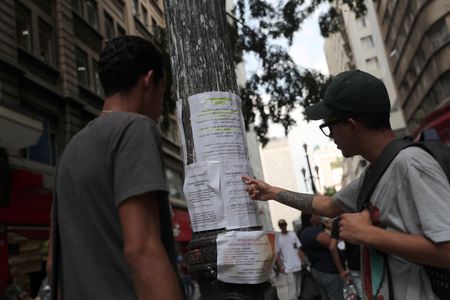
[243,70,450,299]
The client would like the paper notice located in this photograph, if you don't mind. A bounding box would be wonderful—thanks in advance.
[223,160,261,229]
[189,91,248,162]
[183,162,226,231]
[217,231,276,284]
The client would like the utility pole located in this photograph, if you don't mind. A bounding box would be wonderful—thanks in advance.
[164,1,277,299]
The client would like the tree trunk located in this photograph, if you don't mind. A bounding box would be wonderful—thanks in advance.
[164,1,278,299]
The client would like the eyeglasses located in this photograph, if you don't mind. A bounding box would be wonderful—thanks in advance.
[319,119,344,137]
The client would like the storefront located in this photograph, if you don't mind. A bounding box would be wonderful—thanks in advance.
[0,105,47,297]
[0,169,51,297]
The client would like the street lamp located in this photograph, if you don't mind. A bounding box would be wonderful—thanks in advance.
[303,143,318,194]
[314,165,321,191]
[301,167,308,191]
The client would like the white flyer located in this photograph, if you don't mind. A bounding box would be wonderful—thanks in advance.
[183,161,226,231]
[188,91,248,162]
[217,231,276,284]
[223,160,261,229]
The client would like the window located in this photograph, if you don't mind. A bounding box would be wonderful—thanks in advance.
[85,0,98,29]
[434,72,450,103]
[383,6,391,25]
[15,2,56,67]
[117,25,126,36]
[75,47,89,86]
[104,12,114,41]
[142,6,148,26]
[38,19,55,65]
[151,17,157,33]
[428,19,450,50]
[165,169,184,199]
[361,36,374,49]
[132,0,139,15]
[366,57,379,70]
[16,2,33,51]
[72,0,85,15]
[72,0,98,29]
[33,0,52,13]
[92,59,103,96]
[356,16,368,28]
[26,116,58,166]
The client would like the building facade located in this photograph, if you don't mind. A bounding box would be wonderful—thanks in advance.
[310,144,344,194]
[324,0,407,184]
[373,0,450,142]
[259,138,301,231]
[0,0,188,296]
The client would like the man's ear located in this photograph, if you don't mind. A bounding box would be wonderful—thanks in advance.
[143,70,155,89]
[347,118,358,130]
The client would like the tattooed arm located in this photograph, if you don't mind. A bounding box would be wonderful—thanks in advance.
[242,176,343,218]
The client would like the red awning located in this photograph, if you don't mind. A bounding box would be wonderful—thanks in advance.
[413,102,450,143]
[172,208,192,242]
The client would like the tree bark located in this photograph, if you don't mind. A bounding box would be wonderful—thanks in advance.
[165,0,238,165]
[165,1,278,299]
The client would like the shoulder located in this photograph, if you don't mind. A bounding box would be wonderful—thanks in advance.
[106,112,160,143]
[288,231,299,240]
[332,176,362,212]
[117,112,158,131]
[391,146,442,174]
[100,112,157,131]
[300,227,320,240]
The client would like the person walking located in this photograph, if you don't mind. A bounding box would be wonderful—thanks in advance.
[276,219,304,300]
[49,36,183,300]
[243,70,450,299]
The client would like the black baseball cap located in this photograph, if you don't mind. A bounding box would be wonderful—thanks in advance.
[305,70,391,120]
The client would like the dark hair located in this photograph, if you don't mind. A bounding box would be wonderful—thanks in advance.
[98,36,164,97]
[332,111,391,131]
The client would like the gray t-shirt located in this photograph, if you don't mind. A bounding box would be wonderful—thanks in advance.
[56,112,176,299]
[333,147,450,300]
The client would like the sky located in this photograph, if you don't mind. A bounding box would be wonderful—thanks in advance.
[246,5,342,229]
[243,6,339,194]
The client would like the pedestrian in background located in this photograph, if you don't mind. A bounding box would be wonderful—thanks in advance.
[49,36,183,300]
[276,219,305,300]
[243,69,450,299]
[299,214,344,300]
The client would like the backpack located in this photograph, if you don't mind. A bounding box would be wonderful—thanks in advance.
[356,129,450,300]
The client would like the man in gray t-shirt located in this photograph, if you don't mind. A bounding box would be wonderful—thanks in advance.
[243,70,450,299]
[50,36,183,299]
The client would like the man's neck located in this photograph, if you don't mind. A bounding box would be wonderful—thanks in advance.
[360,130,396,163]
[102,89,141,114]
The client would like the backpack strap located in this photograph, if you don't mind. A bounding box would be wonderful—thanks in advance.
[356,138,414,211]
[414,142,450,184]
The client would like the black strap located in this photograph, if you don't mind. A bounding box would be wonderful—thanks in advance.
[356,138,414,300]
[356,138,414,211]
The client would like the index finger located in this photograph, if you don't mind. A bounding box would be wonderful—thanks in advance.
[242,175,256,184]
